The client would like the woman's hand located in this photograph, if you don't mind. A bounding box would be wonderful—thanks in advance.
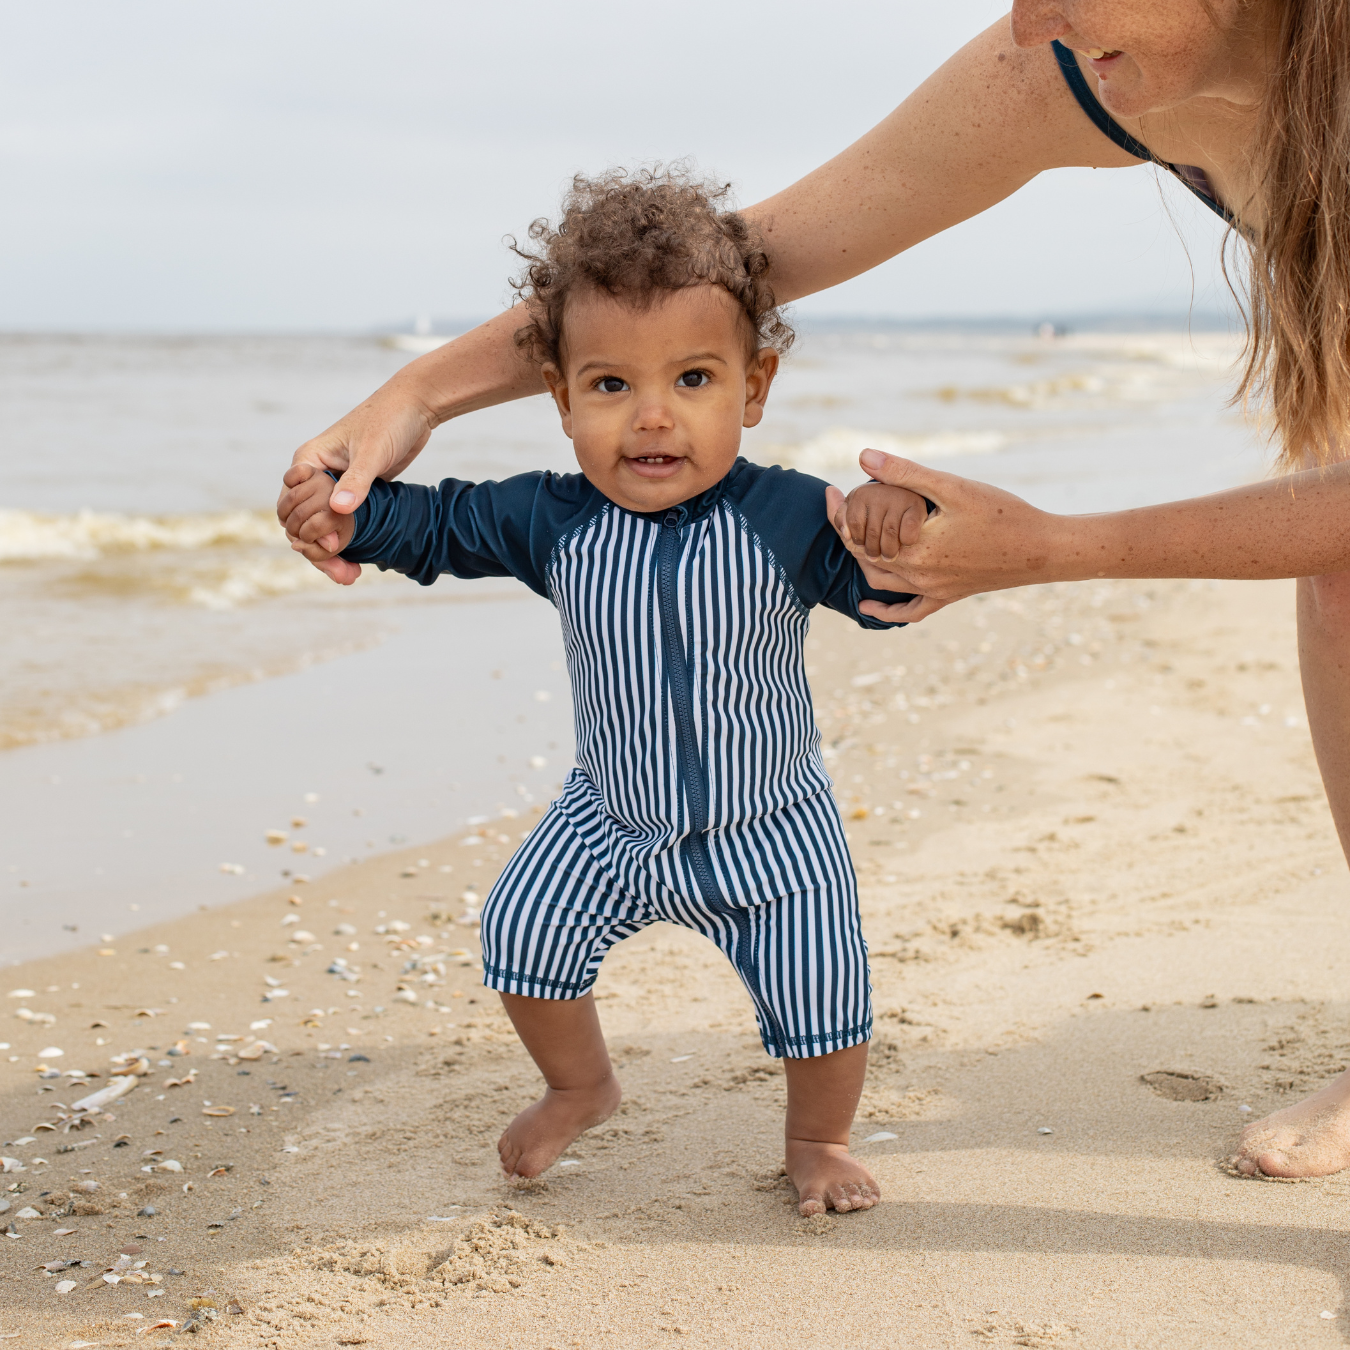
[280,385,437,584]
[827,449,1071,620]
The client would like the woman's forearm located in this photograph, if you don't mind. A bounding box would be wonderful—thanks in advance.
[1050,466,1350,582]
[387,308,546,427]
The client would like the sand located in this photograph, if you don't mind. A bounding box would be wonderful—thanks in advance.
[4,575,1350,1349]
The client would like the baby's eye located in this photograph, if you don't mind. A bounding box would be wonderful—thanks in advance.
[597,376,628,394]
[677,370,709,388]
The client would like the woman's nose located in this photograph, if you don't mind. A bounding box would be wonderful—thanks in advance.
[1010,0,1071,47]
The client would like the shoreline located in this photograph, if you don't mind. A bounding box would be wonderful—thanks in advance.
[4,575,1349,1348]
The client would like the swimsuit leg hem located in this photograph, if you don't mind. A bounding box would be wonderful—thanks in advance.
[760,1019,873,1061]
[481,964,595,1001]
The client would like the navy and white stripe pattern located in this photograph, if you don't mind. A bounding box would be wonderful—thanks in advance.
[341,459,912,1059]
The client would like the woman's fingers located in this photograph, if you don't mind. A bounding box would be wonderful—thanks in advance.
[859,593,949,624]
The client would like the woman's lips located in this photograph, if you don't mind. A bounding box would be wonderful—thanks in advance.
[624,455,685,480]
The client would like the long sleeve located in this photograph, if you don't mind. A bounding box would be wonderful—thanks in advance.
[726,460,914,628]
[341,471,602,597]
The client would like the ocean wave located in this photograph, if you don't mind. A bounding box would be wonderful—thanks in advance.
[756,427,1006,472]
[0,507,282,562]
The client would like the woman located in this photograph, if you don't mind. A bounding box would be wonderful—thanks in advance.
[281,1,1350,1180]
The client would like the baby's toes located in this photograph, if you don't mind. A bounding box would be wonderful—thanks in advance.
[798,1192,827,1217]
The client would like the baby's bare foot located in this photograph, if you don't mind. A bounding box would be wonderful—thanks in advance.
[785,1138,880,1216]
[1232,1069,1350,1178]
[497,1073,621,1179]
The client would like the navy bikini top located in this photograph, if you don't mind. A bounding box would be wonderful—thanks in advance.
[1051,39,1236,226]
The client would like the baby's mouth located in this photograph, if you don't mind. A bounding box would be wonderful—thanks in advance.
[625,453,686,480]
[1081,47,1122,60]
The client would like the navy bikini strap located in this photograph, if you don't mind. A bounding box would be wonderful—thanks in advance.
[1050,39,1236,226]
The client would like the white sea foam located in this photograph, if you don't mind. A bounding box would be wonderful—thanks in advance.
[0,508,281,562]
[758,427,1007,473]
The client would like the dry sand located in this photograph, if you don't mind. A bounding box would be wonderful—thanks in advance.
[4,576,1350,1349]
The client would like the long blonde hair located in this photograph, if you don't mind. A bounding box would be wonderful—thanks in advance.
[1236,0,1350,467]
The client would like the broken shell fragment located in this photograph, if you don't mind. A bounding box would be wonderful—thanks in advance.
[54,1279,77,1294]
[68,1075,138,1113]
[202,1107,235,1117]
[155,1160,184,1173]
[264,830,288,846]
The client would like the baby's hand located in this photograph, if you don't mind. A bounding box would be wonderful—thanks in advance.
[276,463,359,582]
[834,481,929,562]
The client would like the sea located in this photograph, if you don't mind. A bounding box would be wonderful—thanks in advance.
[0,320,1269,962]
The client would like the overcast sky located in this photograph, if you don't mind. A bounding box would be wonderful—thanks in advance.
[0,1,1236,332]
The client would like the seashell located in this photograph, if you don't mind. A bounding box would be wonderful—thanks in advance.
[218,863,244,874]
[280,915,299,928]
[37,1047,63,1059]
[290,841,308,854]
[235,1041,275,1061]
[264,830,288,846]
[111,1057,151,1077]
[71,1075,137,1112]
[863,1131,898,1143]
[54,1279,77,1294]
[15,1207,42,1219]
[289,931,315,944]
[393,989,418,1004]
[187,1022,210,1031]
[9,1136,35,1146]
[155,1159,184,1173]
[54,1227,77,1236]
[208,951,229,961]
[7,989,35,999]
[261,989,290,1002]
[1,1158,25,1173]
[202,1107,235,1117]
[70,1180,100,1193]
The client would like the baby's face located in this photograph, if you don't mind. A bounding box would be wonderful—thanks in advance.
[543,286,778,514]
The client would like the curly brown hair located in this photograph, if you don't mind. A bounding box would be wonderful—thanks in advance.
[509,165,794,368]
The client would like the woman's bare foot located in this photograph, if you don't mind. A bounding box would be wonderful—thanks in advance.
[1232,1068,1350,1178]
[785,1138,880,1216]
[497,1073,621,1179]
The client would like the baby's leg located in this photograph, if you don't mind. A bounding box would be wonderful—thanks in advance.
[496,990,621,1179]
[784,1042,879,1215]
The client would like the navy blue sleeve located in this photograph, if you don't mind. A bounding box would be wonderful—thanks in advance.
[724,460,915,629]
[339,471,600,598]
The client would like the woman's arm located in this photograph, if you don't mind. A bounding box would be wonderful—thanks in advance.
[830,451,1350,623]
[285,16,1141,571]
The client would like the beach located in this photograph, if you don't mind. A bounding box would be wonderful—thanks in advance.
[4,569,1350,1348]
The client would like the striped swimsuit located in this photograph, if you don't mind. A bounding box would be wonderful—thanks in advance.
[342,458,911,1059]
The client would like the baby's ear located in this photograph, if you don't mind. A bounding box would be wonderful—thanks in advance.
[542,364,574,439]
[742,348,779,429]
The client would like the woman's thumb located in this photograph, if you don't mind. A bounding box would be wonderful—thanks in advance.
[858,450,956,506]
[328,466,376,514]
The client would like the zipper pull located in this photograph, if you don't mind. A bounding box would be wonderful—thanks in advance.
[663,509,681,528]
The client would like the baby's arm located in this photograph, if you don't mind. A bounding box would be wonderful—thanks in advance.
[278,464,358,578]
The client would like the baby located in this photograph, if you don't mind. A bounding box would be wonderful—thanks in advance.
[278,169,927,1216]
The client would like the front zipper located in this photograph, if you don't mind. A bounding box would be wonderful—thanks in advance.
[656,509,789,1054]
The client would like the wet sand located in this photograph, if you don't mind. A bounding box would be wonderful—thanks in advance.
[4,575,1349,1348]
